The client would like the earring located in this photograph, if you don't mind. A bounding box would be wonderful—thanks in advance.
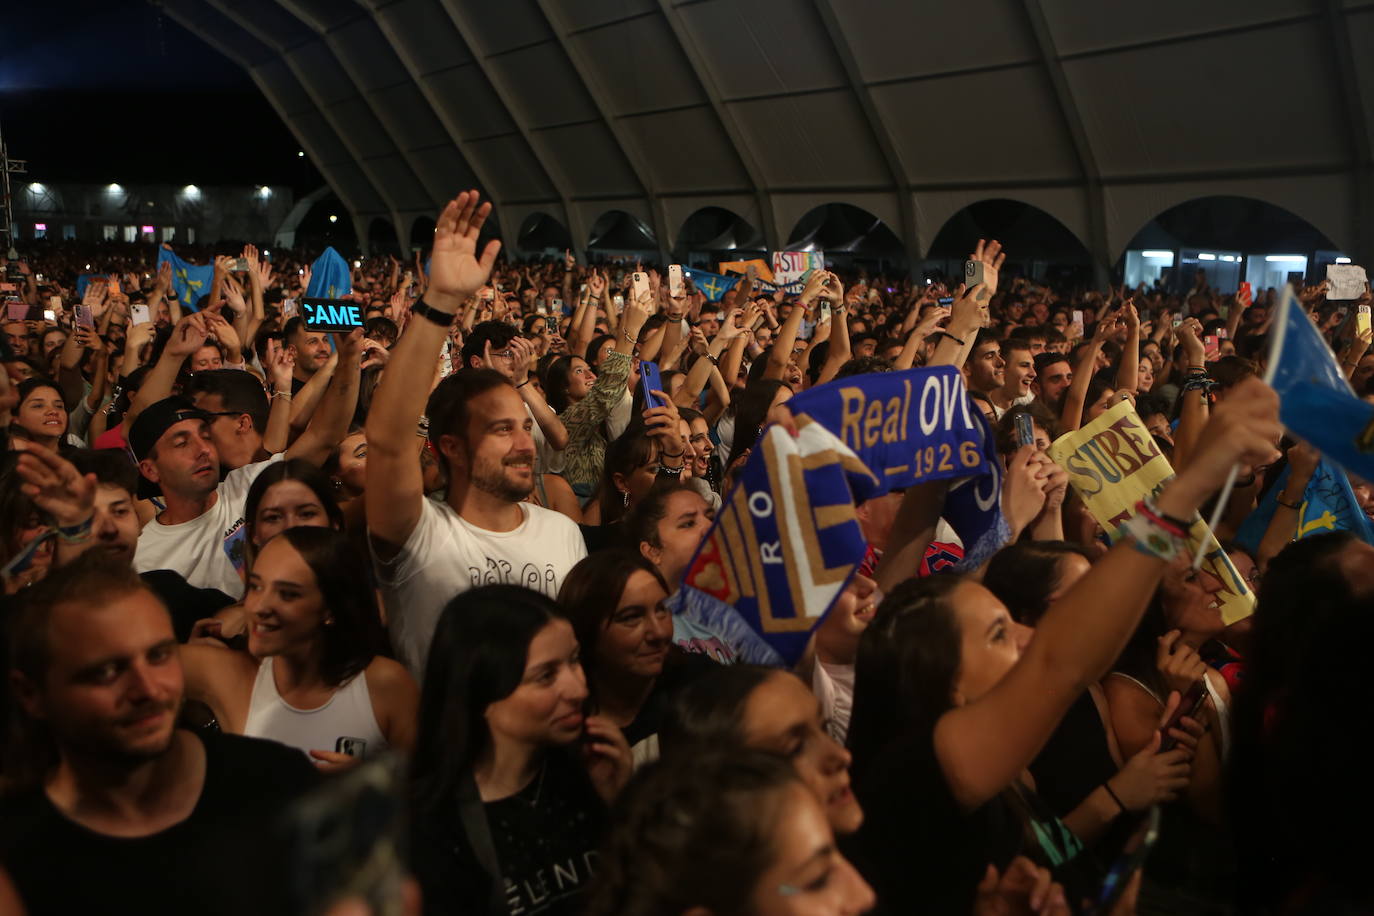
[622,490,629,507]
[324,617,335,627]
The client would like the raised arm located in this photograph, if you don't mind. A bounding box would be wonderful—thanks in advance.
[1170,318,1209,471]
[935,378,1283,811]
[1115,302,1140,394]
[285,331,363,466]
[1058,316,1115,434]
[124,313,207,432]
[366,191,500,553]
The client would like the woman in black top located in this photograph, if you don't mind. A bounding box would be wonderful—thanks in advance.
[846,380,1282,913]
[558,549,714,765]
[984,541,1198,846]
[408,585,632,916]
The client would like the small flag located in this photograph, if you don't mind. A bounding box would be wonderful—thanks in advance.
[682,268,739,302]
[1234,458,1374,555]
[306,247,353,300]
[155,248,214,312]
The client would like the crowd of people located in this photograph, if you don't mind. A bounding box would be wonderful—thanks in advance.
[0,188,1371,916]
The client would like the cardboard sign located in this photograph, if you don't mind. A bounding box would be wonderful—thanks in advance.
[1047,400,1256,624]
[771,251,825,288]
[1326,263,1367,301]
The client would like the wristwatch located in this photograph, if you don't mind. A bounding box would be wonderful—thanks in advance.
[411,298,456,327]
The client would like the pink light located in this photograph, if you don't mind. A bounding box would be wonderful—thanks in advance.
[141,225,154,233]
[34,223,46,231]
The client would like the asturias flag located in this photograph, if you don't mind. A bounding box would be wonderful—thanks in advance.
[682,268,739,302]
[155,247,214,312]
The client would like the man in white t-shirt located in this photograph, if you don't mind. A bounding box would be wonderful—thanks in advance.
[129,396,284,597]
[366,191,587,679]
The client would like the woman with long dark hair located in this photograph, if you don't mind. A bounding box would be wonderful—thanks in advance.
[585,751,876,916]
[558,549,713,764]
[844,378,1282,913]
[179,526,416,765]
[408,584,632,916]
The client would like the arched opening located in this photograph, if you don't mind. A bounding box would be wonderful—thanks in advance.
[410,215,435,253]
[1118,196,1342,295]
[369,217,400,257]
[517,212,572,254]
[292,193,351,252]
[787,203,904,273]
[926,199,1090,287]
[587,210,657,257]
[674,207,763,263]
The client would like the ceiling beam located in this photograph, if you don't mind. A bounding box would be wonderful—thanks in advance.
[808,0,918,262]
[1021,0,1111,286]
[431,0,587,253]
[529,0,672,258]
[653,0,779,251]
[272,1,458,214]
[204,0,408,244]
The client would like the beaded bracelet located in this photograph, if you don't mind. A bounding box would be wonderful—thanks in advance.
[1122,501,1186,563]
[56,517,94,543]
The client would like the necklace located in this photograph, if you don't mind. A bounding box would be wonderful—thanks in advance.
[513,759,547,807]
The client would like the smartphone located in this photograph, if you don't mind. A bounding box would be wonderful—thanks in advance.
[668,264,684,298]
[108,277,120,296]
[281,298,298,318]
[631,271,650,303]
[231,258,250,272]
[820,303,831,323]
[131,303,151,325]
[75,305,96,329]
[937,296,954,307]
[48,295,61,311]
[1238,281,1253,306]
[440,339,453,378]
[964,260,986,288]
[1357,304,1373,338]
[1085,807,1162,915]
[612,294,625,308]
[1203,335,1220,361]
[1014,412,1035,449]
[43,309,56,322]
[640,359,665,410]
[537,302,548,316]
[551,297,564,314]
[6,301,28,321]
[1172,316,1184,328]
[301,297,365,333]
[1158,680,1209,753]
[280,754,406,916]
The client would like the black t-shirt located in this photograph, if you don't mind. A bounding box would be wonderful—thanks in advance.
[620,648,717,750]
[850,729,1096,915]
[409,751,606,916]
[1028,691,1119,820]
[0,729,318,916]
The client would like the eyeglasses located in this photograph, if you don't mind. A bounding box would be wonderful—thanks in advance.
[492,349,515,360]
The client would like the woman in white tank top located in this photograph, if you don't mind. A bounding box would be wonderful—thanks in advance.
[181,526,419,768]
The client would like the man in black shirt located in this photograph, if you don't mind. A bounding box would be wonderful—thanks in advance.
[0,551,317,916]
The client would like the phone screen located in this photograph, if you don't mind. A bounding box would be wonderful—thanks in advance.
[668,265,684,298]
[1014,412,1035,449]
[1359,304,1372,338]
[1088,807,1161,915]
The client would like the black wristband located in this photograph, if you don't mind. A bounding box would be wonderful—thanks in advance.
[411,298,456,328]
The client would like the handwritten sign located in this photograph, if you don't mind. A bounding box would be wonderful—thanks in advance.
[771,251,825,287]
[1047,400,1256,624]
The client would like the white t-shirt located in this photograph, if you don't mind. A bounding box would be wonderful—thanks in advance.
[372,496,587,680]
[134,454,285,598]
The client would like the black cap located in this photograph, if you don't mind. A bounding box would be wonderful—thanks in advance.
[128,396,211,499]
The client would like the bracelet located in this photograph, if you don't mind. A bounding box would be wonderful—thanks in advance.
[660,450,685,460]
[623,329,638,345]
[272,390,292,401]
[515,379,530,389]
[1275,494,1303,510]
[411,298,457,328]
[656,464,684,477]
[939,331,966,346]
[1140,496,1192,534]
[56,517,94,543]
[1103,781,1126,814]
[1122,503,1186,563]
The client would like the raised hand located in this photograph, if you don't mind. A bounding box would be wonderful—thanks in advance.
[11,441,96,528]
[969,239,1006,300]
[429,191,501,311]
[265,338,295,392]
[222,276,247,316]
[581,715,633,804]
[166,313,210,358]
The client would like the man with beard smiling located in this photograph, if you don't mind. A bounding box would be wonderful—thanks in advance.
[366,191,587,679]
[0,552,315,916]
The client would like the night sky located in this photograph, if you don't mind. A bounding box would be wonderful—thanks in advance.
[1,0,322,193]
